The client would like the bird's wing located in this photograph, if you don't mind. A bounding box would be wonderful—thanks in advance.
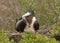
[33,21,39,31]
[16,19,27,32]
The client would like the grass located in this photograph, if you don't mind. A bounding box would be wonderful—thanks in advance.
[0,31,60,43]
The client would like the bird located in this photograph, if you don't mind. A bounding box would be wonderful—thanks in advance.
[15,9,39,33]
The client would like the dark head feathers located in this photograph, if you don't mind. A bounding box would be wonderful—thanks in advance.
[26,9,34,15]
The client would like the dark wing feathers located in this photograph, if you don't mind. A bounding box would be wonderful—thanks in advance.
[33,21,39,31]
[16,19,26,33]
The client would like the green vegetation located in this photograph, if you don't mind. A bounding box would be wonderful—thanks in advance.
[0,31,60,43]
